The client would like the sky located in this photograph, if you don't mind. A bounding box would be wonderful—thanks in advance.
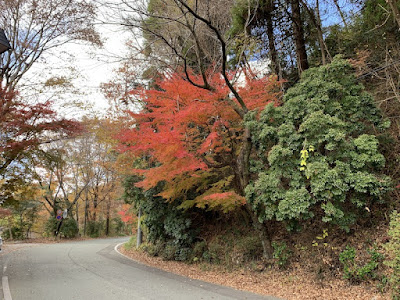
[58,26,130,117]
[20,4,132,119]
[22,0,358,120]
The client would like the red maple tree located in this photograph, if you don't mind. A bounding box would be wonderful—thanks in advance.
[0,88,82,174]
[118,70,280,210]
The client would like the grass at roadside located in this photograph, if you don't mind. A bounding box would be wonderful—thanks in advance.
[123,235,137,250]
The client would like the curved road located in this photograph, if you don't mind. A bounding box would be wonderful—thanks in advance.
[0,238,280,300]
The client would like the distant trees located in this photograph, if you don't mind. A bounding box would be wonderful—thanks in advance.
[33,118,124,237]
[0,0,101,207]
[77,118,122,237]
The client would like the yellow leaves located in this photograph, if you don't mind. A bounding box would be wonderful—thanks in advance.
[299,145,314,179]
[176,175,245,213]
[316,229,329,240]
[44,76,72,87]
[159,171,212,201]
[312,229,329,248]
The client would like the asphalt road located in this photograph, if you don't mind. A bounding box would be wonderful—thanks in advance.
[0,237,280,300]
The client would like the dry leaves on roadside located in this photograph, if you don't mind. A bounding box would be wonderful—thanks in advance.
[120,246,390,300]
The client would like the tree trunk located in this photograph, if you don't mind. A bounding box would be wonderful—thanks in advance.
[265,1,280,76]
[76,202,80,235]
[245,204,273,260]
[289,0,309,74]
[300,0,330,65]
[84,193,88,235]
[105,197,111,236]
[236,127,274,260]
[8,217,13,239]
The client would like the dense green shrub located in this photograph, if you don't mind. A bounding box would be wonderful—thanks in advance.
[272,241,292,268]
[45,217,78,238]
[384,210,400,299]
[60,218,79,238]
[246,57,392,232]
[175,247,193,261]
[86,220,104,238]
[234,235,263,262]
[139,241,165,257]
[124,236,136,250]
[339,245,383,282]
[2,226,24,240]
[123,176,197,251]
[192,240,208,261]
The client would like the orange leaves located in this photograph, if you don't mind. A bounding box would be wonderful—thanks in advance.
[118,204,136,224]
[237,75,281,110]
[117,69,280,204]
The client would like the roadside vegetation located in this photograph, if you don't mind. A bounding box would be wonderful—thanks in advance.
[2,0,400,299]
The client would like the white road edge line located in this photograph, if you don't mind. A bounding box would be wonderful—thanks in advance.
[2,276,12,300]
[114,242,132,260]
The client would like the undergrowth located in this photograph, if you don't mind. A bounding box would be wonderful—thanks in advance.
[384,210,400,299]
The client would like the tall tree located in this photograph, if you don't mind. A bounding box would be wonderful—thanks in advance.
[288,0,309,73]
[0,0,101,90]
[300,0,330,65]
[117,68,281,258]
[105,0,287,259]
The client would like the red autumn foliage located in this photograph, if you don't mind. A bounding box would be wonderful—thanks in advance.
[0,88,83,173]
[118,204,135,224]
[118,70,280,206]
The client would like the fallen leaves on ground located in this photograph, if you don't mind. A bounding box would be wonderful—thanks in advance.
[120,246,390,300]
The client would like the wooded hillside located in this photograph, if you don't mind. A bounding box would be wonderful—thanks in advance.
[2,0,400,298]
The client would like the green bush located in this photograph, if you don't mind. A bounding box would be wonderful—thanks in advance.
[175,247,192,261]
[233,235,263,263]
[45,217,78,238]
[2,227,24,240]
[339,245,383,282]
[161,242,178,261]
[123,177,196,251]
[272,241,292,268]
[246,57,392,232]
[192,240,207,260]
[124,236,136,250]
[205,241,225,264]
[384,210,400,299]
[86,220,104,238]
[140,241,165,257]
[61,218,79,238]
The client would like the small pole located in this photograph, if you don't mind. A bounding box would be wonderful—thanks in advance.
[136,208,142,248]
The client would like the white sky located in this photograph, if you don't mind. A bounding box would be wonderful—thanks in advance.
[61,24,131,117]
[20,6,132,119]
